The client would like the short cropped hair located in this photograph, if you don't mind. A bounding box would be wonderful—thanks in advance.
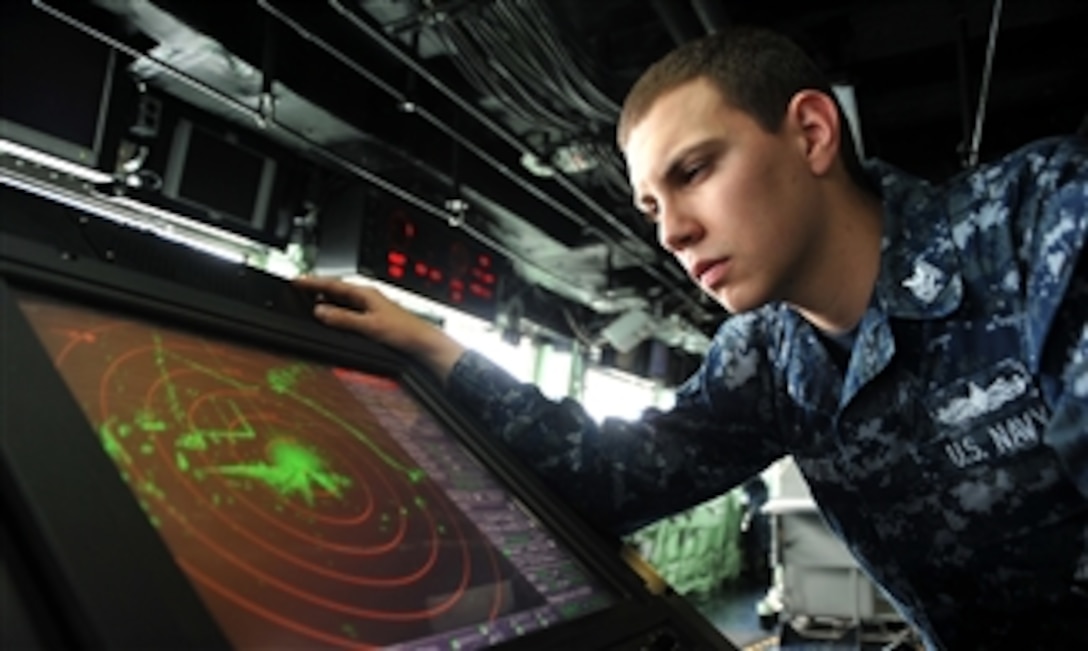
[617,27,870,191]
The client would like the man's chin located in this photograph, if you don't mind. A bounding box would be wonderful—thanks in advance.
[709,286,770,315]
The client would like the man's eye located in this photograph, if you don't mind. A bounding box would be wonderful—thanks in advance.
[681,162,706,183]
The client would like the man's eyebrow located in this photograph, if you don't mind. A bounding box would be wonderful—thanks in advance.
[630,139,721,209]
[640,142,703,188]
[663,140,719,180]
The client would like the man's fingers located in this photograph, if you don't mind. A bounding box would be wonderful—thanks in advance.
[295,276,384,312]
[293,275,362,296]
[313,302,375,334]
[294,276,407,343]
[292,275,339,292]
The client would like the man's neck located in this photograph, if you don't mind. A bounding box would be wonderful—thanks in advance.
[791,187,884,335]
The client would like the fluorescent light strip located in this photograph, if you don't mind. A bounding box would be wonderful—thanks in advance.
[0,138,114,184]
[153,228,246,264]
[106,196,260,249]
[0,165,257,265]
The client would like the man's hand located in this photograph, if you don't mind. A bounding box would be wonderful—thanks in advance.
[293,276,466,383]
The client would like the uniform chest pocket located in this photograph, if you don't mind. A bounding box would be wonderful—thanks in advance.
[915,358,1085,547]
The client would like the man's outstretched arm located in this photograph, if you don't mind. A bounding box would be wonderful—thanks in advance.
[294,276,466,383]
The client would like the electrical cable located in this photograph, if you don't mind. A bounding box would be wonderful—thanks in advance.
[562,306,604,349]
[967,0,1004,167]
[490,1,603,123]
[452,18,582,133]
[465,7,587,130]
[446,2,662,280]
[520,1,620,120]
[467,1,631,218]
[437,24,571,133]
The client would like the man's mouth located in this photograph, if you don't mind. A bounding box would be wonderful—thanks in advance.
[691,258,731,287]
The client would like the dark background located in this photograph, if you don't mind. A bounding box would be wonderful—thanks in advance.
[6,0,1088,378]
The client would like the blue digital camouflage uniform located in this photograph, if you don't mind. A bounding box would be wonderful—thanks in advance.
[445,137,1088,649]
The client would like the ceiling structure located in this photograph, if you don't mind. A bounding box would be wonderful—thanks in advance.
[38,0,1088,352]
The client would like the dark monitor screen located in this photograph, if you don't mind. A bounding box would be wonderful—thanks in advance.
[16,291,616,650]
[163,120,276,231]
[0,1,113,168]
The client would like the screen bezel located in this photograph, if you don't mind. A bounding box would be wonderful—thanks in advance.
[0,229,689,650]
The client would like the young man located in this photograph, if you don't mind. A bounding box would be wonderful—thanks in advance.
[297,27,1088,650]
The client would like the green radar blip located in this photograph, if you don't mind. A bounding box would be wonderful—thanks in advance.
[212,438,351,506]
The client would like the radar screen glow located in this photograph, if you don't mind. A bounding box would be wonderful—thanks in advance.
[18,293,615,649]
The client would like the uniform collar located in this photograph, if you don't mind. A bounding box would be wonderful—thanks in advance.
[868,159,964,320]
[776,160,963,415]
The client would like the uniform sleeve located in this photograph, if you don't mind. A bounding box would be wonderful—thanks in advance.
[444,313,788,535]
[1018,137,1088,498]
[1046,297,1088,498]
[1038,243,1088,498]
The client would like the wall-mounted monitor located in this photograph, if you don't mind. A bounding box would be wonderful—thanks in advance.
[0,1,116,170]
[162,118,278,234]
[0,187,735,650]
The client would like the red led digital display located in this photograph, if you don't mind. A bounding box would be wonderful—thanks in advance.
[371,207,502,319]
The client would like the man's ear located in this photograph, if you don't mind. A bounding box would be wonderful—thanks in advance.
[786,89,841,176]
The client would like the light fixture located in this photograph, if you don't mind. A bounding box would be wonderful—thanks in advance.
[600,309,655,354]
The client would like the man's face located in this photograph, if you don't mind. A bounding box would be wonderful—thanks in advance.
[624,77,826,314]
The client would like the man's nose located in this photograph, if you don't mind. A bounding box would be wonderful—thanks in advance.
[658,202,702,253]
